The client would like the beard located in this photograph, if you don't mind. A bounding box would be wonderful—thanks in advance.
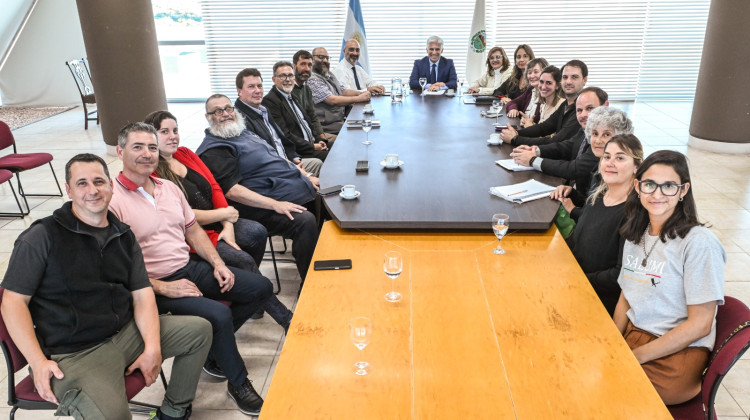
[279,83,294,94]
[208,111,246,139]
[313,60,330,76]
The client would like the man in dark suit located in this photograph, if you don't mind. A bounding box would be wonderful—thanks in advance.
[509,87,609,191]
[262,61,328,162]
[234,67,323,176]
[409,35,457,92]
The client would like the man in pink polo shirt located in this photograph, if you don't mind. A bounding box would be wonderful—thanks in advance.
[109,122,270,416]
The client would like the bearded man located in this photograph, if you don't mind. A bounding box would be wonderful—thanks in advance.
[197,94,320,283]
[306,46,370,134]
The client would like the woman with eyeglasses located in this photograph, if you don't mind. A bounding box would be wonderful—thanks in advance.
[492,44,534,102]
[565,134,643,316]
[466,46,512,95]
[145,110,294,335]
[614,150,725,405]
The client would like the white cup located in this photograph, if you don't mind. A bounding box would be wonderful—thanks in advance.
[385,153,399,168]
[489,133,501,144]
[363,104,373,112]
[341,185,356,198]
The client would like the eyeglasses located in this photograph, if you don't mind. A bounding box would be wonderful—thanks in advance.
[314,55,330,61]
[207,106,235,116]
[638,180,685,196]
[489,55,504,60]
[275,73,295,80]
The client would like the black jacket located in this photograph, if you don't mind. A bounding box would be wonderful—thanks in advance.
[539,128,599,193]
[234,98,300,161]
[512,101,579,147]
[261,86,328,160]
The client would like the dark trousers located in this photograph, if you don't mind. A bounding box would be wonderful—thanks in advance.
[216,218,268,272]
[235,204,319,282]
[156,259,272,386]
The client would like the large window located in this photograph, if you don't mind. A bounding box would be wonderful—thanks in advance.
[153,0,211,101]
[172,0,709,101]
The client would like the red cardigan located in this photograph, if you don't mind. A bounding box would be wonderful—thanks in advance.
[154,146,229,247]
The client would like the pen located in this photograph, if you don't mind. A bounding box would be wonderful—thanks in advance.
[508,189,527,196]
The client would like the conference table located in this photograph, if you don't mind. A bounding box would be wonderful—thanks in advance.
[260,93,671,419]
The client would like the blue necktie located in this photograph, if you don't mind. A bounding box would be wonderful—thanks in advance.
[429,63,436,84]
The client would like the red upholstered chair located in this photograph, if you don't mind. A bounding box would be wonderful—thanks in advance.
[0,288,164,419]
[0,121,63,214]
[668,296,750,420]
[0,170,25,218]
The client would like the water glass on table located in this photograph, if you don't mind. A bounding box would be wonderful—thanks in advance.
[492,213,509,255]
[384,251,403,302]
[349,317,372,375]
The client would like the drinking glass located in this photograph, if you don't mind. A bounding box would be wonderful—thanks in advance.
[362,116,373,145]
[492,213,510,255]
[458,78,466,96]
[402,81,410,97]
[349,317,372,375]
[419,77,427,94]
[492,99,502,125]
[383,251,403,302]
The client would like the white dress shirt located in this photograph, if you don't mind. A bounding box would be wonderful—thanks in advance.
[332,59,375,91]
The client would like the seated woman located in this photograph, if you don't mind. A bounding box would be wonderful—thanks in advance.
[551,106,634,221]
[566,134,643,316]
[614,150,725,405]
[505,58,548,126]
[466,46,512,95]
[492,44,534,102]
[526,65,565,127]
[145,110,293,333]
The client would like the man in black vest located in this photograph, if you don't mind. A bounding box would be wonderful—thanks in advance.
[307,47,370,135]
[262,61,329,162]
[0,154,211,420]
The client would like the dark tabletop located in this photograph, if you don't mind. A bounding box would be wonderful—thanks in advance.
[319,94,563,230]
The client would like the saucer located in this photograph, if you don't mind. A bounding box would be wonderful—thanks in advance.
[363,108,374,114]
[487,139,502,145]
[339,191,360,200]
[379,160,404,169]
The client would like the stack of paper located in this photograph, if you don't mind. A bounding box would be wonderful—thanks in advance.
[495,159,535,172]
[489,179,556,203]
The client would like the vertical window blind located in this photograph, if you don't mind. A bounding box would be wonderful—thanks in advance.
[201,0,709,100]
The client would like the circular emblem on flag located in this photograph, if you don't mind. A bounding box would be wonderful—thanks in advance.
[471,30,486,53]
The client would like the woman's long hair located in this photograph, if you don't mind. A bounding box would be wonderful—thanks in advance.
[144,110,187,196]
[619,150,703,243]
[586,134,643,206]
[485,46,510,77]
[506,44,535,93]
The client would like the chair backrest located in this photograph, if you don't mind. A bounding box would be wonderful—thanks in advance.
[65,58,95,98]
[0,120,15,151]
[702,296,750,419]
[0,288,30,374]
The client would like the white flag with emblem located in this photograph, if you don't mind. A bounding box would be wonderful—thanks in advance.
[465,0,487,83]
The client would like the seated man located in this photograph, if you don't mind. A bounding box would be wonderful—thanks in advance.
[234,67,323,176]
[500,59,588,147]
[1,153,211,420]
[510,87,609,192]
[262,61,329,162]
[291,50,337,143]
[409,35,457,92]
[109,123,271,416]
[308,47,371,134]
[197,94,320,283]
[332,39,385,95]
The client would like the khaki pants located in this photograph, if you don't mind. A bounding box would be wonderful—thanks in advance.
[49,315,211,419]
[624,321,709,405]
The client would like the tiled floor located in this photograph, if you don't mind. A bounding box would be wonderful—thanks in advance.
[0,101,748,419]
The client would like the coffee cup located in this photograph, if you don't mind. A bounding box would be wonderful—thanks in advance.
[489,133,501,144]
[363,104,373,113]
[385,153,399,168]
[341,185,356,198]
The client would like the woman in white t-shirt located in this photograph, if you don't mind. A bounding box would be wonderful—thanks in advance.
[614,150,726,405]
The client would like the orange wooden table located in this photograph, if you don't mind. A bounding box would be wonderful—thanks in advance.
[260,222,671,419]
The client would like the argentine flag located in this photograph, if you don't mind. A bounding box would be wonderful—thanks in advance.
[340,0,370,73]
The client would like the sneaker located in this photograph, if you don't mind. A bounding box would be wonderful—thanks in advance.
[227,378,264,415]
[148,406,192,420]
[203,357,226,379]
[250,308,264,319]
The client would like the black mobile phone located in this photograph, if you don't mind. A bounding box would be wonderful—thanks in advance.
[318,185,343,196]
[313,259,353,270]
